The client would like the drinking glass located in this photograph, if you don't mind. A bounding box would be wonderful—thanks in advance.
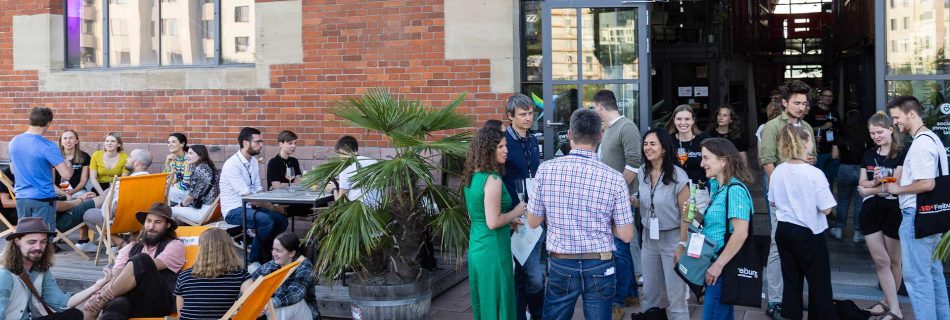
[677,147,688,165]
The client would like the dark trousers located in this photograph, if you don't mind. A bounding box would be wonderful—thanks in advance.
[35,308,83,320]
[775,222,838,320]
[100,254,175,320]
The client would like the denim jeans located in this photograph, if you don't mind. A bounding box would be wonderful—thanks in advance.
[515,232,545,320]
[701,279,733,320]
[612,237,637,307]
[899,207,950,320]
[226,206,288,264]
[543,258,615,320]
[815,153,839,184]
[16,198,56,231]
[835,164,862,232]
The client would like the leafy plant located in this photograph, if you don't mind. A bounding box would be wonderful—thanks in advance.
[301,89,472,284]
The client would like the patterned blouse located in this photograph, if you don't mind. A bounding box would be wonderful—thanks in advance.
[188,163,219,206]
[251,258,319,317]
[166,155,192,191]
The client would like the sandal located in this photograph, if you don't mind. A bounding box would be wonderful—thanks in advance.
[876,310,903,320]
[866,302,889,316]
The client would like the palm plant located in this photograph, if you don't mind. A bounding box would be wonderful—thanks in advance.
[300,89,472,284]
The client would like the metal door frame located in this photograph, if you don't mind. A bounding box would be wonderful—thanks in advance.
[541,0,651,159]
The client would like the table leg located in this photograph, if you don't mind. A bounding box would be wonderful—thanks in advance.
[242,202,248,269]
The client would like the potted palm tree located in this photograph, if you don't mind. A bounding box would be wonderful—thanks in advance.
[301,89,472,320]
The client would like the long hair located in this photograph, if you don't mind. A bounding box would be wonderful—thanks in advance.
[191,228,242,278]
[1,238,55,275]
[701,138,753,184]
[189,145,218,173]
[59,130,88,164]
[777,124,812,162]
[707,105,741,139]
[461,127,506,187]
[641,128,680,186]
[135,221,178,243]
[868,111,904,159]
[665,105,701,136]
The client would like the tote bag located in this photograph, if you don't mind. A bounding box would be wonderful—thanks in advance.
[913,134,950,238]
[717,184,768,308]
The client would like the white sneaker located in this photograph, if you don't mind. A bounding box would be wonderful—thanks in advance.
[830,227,842,240]
[853,232,865,243]
[77,242,98,252]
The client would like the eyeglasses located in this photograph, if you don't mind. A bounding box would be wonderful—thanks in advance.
[251,140,264,144]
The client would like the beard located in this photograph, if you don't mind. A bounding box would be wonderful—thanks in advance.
[25,249,44,263]
[143,231,164,246]
[248,147,261,156]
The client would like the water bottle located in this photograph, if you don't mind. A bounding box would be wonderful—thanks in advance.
[686,183,697,222]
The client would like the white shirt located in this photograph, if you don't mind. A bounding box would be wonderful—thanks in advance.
[220,152,263,213]
[338,156,379,205]
[899,130,949,209]
[768,162,837,234]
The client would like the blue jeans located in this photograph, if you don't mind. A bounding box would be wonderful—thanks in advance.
[16,198,56,231]
[612,237,638,307]
[226,206,288,264]
[835,164,862,232]
[702,280,734,320]
[543,258,615,320]
[899,207,950,320]
[515,232,545,320]
[815,153,839,184]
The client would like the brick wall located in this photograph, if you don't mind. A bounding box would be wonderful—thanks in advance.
[0,0,511,157]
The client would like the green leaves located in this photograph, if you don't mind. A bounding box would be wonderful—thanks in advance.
[935,231,950,262]
[308,199,388,283]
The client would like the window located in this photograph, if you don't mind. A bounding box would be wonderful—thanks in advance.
[904,17,909,29]
[891,19,896,30]
[235,6,249,23]
[65,0,254,68]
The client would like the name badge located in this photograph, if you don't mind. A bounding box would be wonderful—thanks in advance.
[825,130,835,142]
[688,233,705,258]
[649,218,660,240]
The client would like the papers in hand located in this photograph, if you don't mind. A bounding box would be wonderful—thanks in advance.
[511,216,543,266]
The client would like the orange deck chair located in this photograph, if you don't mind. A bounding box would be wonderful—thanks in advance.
[95,173,170,266]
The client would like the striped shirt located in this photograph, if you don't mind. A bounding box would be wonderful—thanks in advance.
[528,149,633,254]
[174,268,249,320]
[701,178,753,252]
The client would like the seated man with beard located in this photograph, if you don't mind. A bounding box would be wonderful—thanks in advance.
[83,203,184,320]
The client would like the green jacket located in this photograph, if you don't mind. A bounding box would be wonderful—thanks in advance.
[758,112,817,166]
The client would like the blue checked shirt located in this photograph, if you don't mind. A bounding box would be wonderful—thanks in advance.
[528,149,634,254]
[251,258,319,316]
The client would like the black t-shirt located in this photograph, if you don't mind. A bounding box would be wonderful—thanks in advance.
[673,131,709,184]
[860,148,907,181]
[0,168,17,222]
[836,129,869,165]
[706,129,749,152]
[805,106,840,154]
[266,156,302,190]
[55,151,91,189]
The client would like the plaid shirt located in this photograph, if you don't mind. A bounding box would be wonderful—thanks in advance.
[252,258,319,316]
[528,149,633,254]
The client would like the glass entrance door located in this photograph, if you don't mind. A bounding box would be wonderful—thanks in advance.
[541,1,650,159]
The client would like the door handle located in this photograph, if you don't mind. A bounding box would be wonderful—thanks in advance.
[546,121,565,128]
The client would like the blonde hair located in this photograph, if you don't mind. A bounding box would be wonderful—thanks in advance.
[777,124,812,162]
[191,228,243,278]
[868,111,904,159]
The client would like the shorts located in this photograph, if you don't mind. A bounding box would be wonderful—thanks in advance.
[859,196,901,239]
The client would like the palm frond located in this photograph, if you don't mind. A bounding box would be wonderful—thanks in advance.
[422,185,469,269]
[309,199,388,284]
[935,232,950,262]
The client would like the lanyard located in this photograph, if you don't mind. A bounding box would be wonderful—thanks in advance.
[242,159,257,190]
[648,171,664,218]
[508,127,535,177]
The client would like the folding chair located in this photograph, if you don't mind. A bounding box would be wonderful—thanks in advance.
[176,225,210,270]
[175,196,222,227]
[0,170,90,259]
[94,173,170,266]
[0,170,17,237]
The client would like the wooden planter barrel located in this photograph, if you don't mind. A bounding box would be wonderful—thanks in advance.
[349,278,432,320]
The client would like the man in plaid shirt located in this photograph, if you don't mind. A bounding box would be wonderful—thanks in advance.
[528,108,635,319]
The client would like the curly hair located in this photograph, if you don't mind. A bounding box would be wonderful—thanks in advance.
[777,124,812,162]
[1,237,55,275]
[868,111,904,159]
[707,105,741,139]
[766,99,783,121]
[192,228,242,278]
[461,127,506,187]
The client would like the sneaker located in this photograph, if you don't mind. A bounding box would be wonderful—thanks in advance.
[830,227,842,240]
[611,305,624,320]
[853,232,865,243]
[767,302,789,320]
[77,242,99,252]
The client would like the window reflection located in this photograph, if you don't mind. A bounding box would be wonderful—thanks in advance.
[886,0,950,75]
[160,0,214,66]
[66,0,104,68]
[223,0,255,64]
[108,0,158,67]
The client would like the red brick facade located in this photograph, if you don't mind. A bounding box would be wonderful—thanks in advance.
[0,0,510,149]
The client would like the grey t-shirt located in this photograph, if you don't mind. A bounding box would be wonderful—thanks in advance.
[637,165,689,231]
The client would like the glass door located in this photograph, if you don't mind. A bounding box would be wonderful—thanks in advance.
[541,0,650,159]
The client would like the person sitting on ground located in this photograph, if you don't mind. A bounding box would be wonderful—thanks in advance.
[83,203,185,320]
[266,131,310,218]
[88,132,130,195]
[174,228,250,320]
[164,133,191,205]
[325,136,379,206]
[170,145,219,223]
[250,232,319,319]
[0,217,113,320]
[82,148,153,252]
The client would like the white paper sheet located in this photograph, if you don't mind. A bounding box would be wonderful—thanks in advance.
[511,216,543,265]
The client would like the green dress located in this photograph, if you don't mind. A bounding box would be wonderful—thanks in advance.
[464,172,516,320]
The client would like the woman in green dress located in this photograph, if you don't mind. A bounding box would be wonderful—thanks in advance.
[462,127,527,320]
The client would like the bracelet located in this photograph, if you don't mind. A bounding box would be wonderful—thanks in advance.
[678,241,687,248]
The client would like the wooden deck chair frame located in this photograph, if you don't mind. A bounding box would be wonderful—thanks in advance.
[175,196,222,226]
[94,173,171,266]
[0,170,17,237]
[0,170,90,259]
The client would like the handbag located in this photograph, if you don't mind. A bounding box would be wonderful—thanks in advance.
[718,184,769,308]
[913,133,950,238]
[673,183,738,297]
